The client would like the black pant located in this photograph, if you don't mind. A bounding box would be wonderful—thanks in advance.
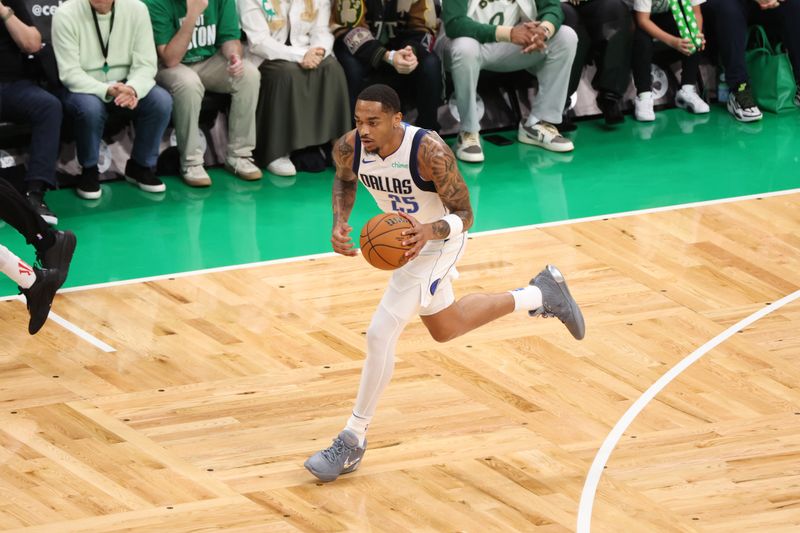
[0,80,62,188]
[334,35,443,131]
[632,12,701,92]
[0,179,52,254]
[562,0,633,100]
[702,0,800,87]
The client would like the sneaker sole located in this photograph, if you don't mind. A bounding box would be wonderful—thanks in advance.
[27,273,60,335]
[534,265,586,340]
[727,101,762,122]
[124,176,166,193]
[266,167,297,177]
[76,188,102,200]
[225,164,263,181]
[517,133,574,153]
[675,98,710,114]
[456,151,485,163]
[182,177,212,187]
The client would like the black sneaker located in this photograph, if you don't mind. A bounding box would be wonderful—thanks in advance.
[26,190,58,225]
[560,109,578,133]
[125,159,166,193]
[20,267,60,334]
[597,91,624,126]
[530,264,586,340]
[727,83,762,122]
[77,166,101,200]
[38,229,76,289]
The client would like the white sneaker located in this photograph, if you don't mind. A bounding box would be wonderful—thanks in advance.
[517,121,574,152]
[225,156,262,181]
[727,83,763,123]
[634,92,656,122]
[675,86,710,114]
[454,132,484,163]
[181,165,212,187]
[266,156,297,176]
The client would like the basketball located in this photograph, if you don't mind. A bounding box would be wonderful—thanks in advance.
[359,213,413,270]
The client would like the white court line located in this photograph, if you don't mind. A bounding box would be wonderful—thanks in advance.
[1,187,797,302]
[577,289,800,533]
[12,295,116,352]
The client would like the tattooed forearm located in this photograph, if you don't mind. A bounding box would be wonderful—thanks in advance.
[418,133,474,237]
[332,131,358,225]
[333,178,357,225]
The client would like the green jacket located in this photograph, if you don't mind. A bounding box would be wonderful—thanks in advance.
[143,0,241,64]
[443,0,564,44]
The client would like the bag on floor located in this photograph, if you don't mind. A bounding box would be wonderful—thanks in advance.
[745,25,797,113]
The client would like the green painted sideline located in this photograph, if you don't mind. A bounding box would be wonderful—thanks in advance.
[1,107,799,297]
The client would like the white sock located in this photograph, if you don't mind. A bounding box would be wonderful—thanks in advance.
[0,245,35,289]
[345,412,370,447]
[681,84,696,94]
[525,114,540,128]
[509,285,543,312]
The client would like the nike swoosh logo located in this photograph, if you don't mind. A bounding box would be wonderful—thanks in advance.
[343,457,361,469]
[362,158,375,164]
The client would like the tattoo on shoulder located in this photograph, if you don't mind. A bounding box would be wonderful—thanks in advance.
[333,132,356,181]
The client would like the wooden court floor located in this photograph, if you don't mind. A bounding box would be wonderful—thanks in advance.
[0,192,798,532]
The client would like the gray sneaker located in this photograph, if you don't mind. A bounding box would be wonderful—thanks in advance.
[304,430,367,482]
[530,265,585,340]
[518,121,574,152]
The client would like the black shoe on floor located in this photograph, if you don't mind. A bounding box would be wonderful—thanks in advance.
[77,166,101,200]
[26,190,58,225]
[597,92,624,126]
[560,110,577,132]
[125,159,166,193]
[38,229,76,289]
[20,267,60,334]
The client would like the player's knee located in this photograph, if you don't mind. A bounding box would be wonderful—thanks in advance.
[450,37,481,65]
[427,323,458,343]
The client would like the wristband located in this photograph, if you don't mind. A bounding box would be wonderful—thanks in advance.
[669,0,703,52]
[1,7,13,21]
[386,50,396,65]
[441,214,463,240]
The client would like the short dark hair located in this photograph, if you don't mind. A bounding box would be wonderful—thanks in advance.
[357,84,401,114]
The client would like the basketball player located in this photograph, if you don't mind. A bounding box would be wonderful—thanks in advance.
[305,84,585,482]
[0,179,76,334]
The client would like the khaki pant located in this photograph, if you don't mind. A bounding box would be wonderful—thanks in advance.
[156,51,261,168]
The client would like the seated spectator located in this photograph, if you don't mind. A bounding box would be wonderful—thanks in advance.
[627,0,710,122]
[52,0,173,199]
[144,0,261,187]
[702,0,800,122]
[561,0,633,127]
[331,0,442,132]
[0,0,62,223]
[438,0,577,162]
[238,0,350,176]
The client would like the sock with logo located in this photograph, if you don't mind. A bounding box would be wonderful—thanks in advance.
[509,285,543,312]
[0,245,35,289]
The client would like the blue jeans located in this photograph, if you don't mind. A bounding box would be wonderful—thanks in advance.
[60,85,172,168]
[0,80,62,187]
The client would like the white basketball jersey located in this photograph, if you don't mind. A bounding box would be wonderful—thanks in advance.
[353,124,447,224]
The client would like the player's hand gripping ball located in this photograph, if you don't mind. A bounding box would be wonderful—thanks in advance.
[359,213,413,270]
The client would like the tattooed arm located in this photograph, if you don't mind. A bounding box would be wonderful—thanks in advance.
[401,132,474,260]
[331,131,359,256]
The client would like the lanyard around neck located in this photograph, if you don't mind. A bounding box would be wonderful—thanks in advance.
[91,3,116,74]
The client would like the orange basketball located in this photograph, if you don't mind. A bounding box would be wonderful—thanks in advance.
[359,213,413,270]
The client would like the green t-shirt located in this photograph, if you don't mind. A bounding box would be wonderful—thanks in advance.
[143,0,241,64]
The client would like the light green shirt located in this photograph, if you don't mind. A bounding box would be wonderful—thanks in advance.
[52,0,158,101]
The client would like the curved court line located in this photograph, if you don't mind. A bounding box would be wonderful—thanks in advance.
[577,289,800,533]
[1,187,798,301]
